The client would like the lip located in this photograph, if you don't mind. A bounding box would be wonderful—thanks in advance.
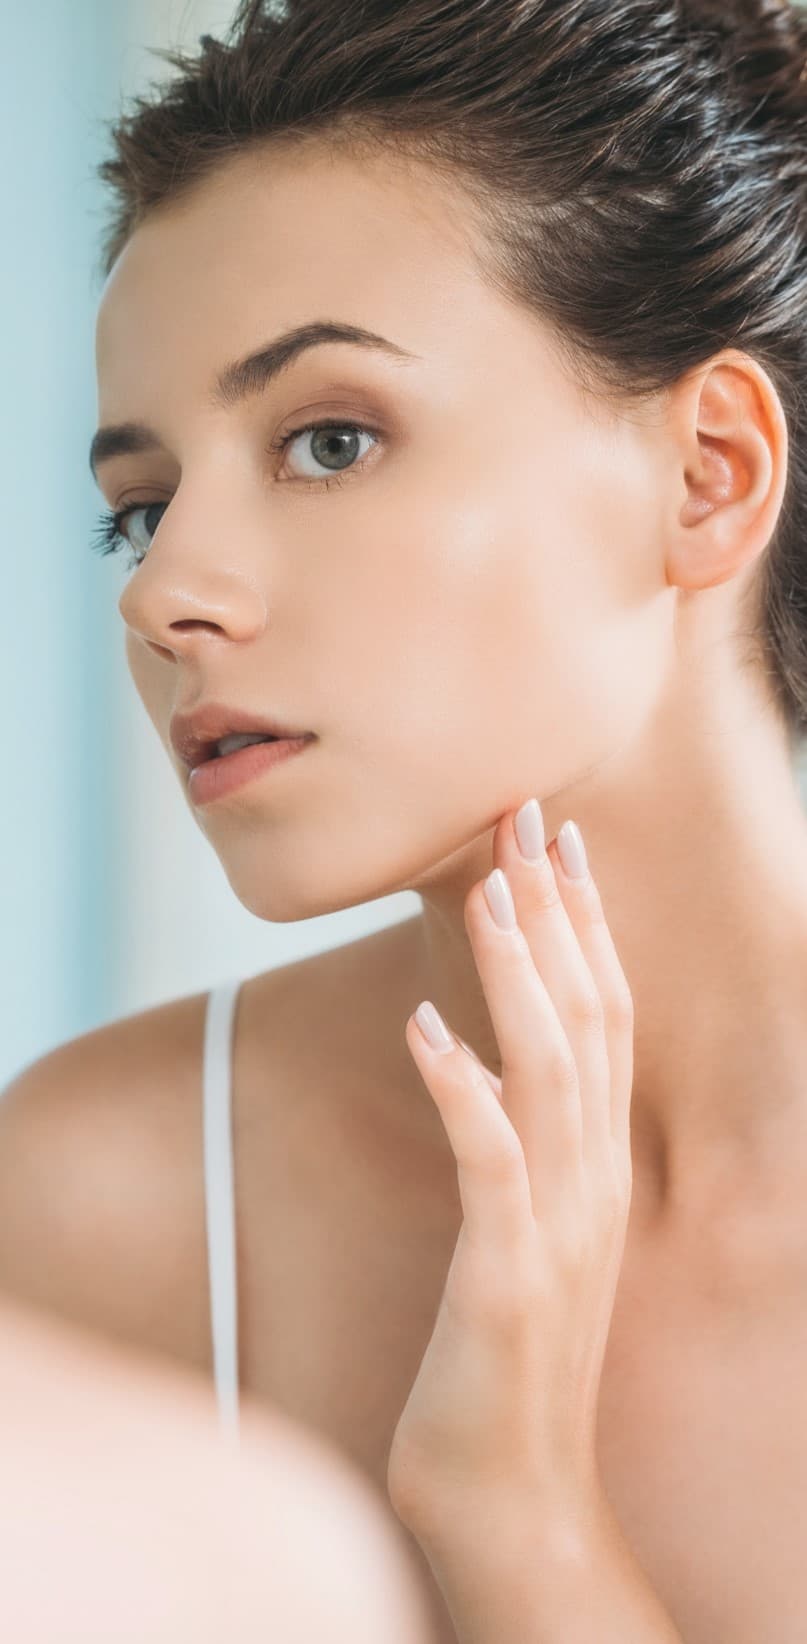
[169,702,314,770]
[188,734,313,806]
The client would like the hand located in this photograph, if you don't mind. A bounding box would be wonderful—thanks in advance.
[386,801,635,1551]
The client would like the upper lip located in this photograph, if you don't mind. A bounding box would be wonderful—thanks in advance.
[169,704,314,769]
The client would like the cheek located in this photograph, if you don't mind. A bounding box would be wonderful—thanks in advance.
[354,472,662,804]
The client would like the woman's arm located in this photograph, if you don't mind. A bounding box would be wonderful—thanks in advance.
[418,1486,684,1644]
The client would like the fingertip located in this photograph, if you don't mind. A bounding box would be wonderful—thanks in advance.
[413,1000,456,1055]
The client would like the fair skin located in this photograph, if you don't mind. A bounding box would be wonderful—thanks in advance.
[68,131,807,1638]
[95,135,805,1240]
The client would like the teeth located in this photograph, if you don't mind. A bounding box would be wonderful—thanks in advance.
[216,731,277,758]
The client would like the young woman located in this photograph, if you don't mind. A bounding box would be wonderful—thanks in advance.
[3,0,807,1638]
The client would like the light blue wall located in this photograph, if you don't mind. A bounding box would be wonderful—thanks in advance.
[0,0,417,1092]
[1,3,131,1086]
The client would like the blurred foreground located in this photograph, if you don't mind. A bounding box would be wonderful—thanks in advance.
[0,1296,439,1643]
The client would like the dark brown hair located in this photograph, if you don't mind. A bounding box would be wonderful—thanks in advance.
[95,0,807,743]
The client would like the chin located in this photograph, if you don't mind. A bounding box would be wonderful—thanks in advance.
[213,860,366,925]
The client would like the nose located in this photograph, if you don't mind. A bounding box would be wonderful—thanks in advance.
[117,528,268,660]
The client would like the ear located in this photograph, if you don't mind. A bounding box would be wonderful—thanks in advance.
[665,348,789,593]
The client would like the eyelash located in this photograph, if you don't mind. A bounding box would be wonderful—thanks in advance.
[89,417,380,571]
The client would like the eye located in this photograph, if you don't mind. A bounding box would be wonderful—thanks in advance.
[270,418,379,486]
[89,500,168,571]
[89,419,380,573]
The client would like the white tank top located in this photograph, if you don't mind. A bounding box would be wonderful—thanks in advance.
[202,978,243,1438]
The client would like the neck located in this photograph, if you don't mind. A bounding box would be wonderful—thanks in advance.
[389,697,807,1236]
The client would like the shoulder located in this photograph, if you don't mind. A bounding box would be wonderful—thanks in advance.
[0,921,418,1370]
[0,945,365,1368]
[0,989,215,1369]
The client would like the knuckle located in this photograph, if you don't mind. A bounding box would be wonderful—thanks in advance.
[570,984,604,1032]
[545,1039,579,1092]
[530,856,563,911]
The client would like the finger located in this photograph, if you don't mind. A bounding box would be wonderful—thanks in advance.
[455,1035,503,1099]
[464,875,585,1213]
[405,1005,532,1251]
[493,806,611,1169]
[546,833,635,1165]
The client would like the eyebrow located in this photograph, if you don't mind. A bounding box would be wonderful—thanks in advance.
[88,319,419,481]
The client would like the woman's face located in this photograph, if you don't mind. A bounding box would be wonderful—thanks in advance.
[93,140,671,921]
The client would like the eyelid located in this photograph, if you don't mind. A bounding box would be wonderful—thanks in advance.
[105,410,388,516]
[99,419,379,552]
[269,416,384,484]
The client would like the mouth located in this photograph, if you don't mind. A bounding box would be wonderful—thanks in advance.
[169,707,316,772]
[188,731,314,805]
[203,731,284,764]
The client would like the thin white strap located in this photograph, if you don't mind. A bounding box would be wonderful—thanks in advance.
[202,979,242,1439]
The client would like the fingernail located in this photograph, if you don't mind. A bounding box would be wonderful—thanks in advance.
[514,798,545,862]
[414,1000,455,1054]
[484,868,518,932]
[557,820,588,880]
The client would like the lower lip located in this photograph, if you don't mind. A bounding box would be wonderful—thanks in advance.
[188,736,314,806]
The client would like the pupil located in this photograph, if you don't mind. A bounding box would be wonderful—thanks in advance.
[311,428,360,471]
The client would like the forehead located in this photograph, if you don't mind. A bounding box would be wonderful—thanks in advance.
[94,142,495,402]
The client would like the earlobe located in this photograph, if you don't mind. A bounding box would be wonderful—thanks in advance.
[668,352,787,593]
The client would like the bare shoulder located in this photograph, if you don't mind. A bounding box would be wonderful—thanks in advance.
[0,918,421,1374]
[0,989,216,1370]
